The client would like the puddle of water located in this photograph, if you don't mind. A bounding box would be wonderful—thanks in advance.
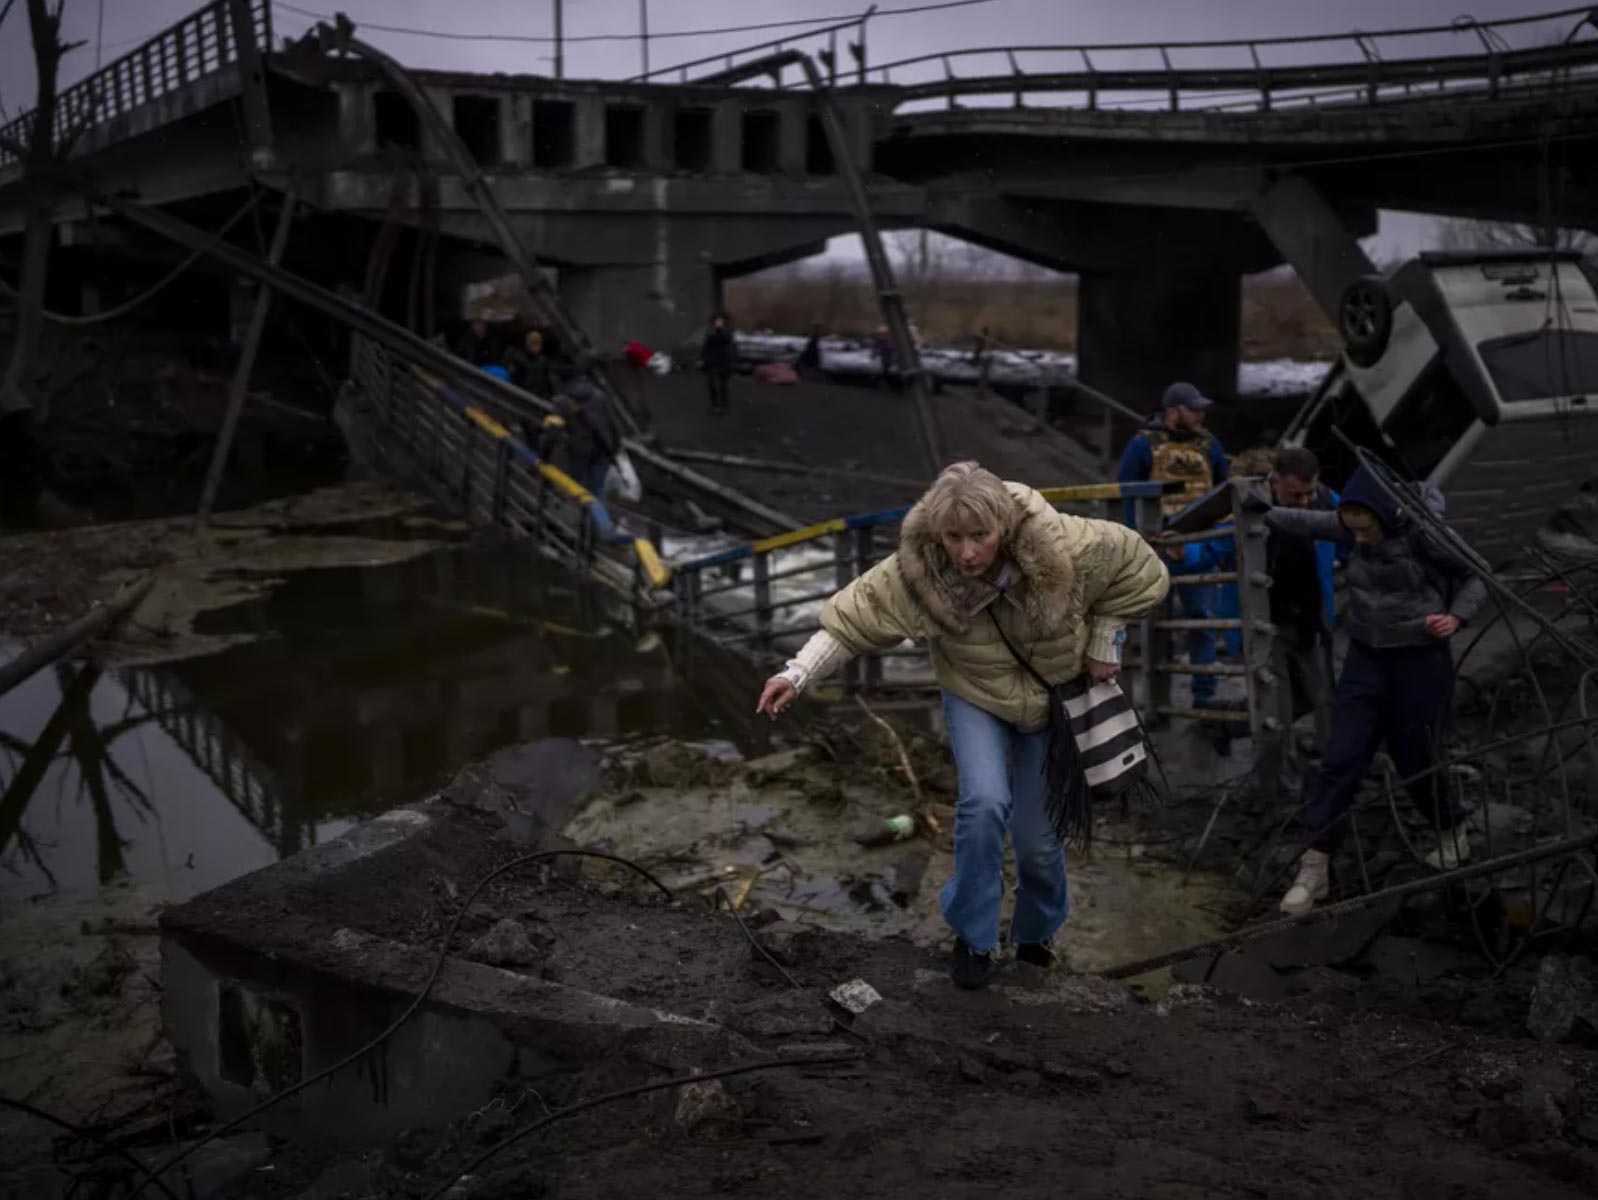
[0,539,752,906]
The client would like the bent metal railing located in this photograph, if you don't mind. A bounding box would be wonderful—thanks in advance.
[347,336,670,602]
[668,478,1279,743]
[0,0,271,169]
[675,6,1598,116]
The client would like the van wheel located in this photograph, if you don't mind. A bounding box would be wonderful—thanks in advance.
[1339,276,1392,368]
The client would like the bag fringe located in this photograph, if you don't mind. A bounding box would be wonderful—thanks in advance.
[1043,685,1094,849]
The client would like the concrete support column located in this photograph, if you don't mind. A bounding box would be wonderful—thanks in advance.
[502,95,532,168]
[574,97,606,168]
[1077,265,1242,412]
[421,86,454,164]
[559,260,718,355]
[337,82,377,158]
[710,101,742,173]
[641,104,670,171]
[776,101,806,175]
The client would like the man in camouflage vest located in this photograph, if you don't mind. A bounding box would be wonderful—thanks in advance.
[1118,382,1230,709]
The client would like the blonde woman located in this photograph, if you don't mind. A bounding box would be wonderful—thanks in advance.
[757,462,1169,989]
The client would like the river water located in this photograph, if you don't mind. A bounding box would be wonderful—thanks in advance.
[0,538,752,906]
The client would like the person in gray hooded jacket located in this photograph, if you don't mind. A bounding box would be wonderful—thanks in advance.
[1266,465,1487,915]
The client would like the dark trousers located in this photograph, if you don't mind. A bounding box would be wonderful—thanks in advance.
[1260,629,1333,801]
[1309,640,1459,853]
[706,371,731,412]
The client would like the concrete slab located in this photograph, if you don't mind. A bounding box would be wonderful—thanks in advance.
[159,800,730,1137]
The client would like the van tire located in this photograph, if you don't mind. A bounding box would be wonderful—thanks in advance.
[1339,277,1393,368]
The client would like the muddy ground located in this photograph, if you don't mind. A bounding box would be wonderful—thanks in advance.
[6,725,1597,1200]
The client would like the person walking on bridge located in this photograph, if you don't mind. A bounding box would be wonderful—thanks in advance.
[701,313,736,414]
[755,462,1169,989]
[1268,466,1486,915]
[1117,382,1230,709]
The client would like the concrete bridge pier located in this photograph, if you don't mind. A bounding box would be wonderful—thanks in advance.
[558,258,720,358]
[1076,262,1242,411]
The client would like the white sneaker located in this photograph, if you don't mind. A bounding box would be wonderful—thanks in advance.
[1423,832,1471,871]
[1280,849,1330,916]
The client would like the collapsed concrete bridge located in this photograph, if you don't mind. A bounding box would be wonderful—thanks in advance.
[3,2,1598,407]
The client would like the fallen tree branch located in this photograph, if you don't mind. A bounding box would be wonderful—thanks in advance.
[0,573,156,699]
[854,693,941,834]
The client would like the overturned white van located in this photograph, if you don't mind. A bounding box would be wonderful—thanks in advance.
[1285,250,1598,565]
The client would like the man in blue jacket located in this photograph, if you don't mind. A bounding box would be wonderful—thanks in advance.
[1181,446,1342,791]
[1119,382,1230,708]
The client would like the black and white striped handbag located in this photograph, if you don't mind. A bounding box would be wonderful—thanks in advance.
[989,612,1156,847]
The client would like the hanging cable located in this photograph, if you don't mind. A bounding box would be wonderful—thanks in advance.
[0,190,267,326]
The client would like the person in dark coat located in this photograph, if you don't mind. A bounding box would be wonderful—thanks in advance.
[561,379,623,500]
[1268,465,1488,914]
[457,318,497,368]
[506,329,557,397]
[701,314,736,414]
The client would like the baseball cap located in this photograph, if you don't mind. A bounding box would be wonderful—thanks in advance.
[1162,381,1212,411]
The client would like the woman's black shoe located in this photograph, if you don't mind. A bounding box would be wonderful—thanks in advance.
[950,938,992,989]
[1014,941,1057,969]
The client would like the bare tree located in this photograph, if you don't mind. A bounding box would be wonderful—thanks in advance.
[1,0,86,424]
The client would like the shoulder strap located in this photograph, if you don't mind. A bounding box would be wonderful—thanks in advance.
[987,608,1051,691]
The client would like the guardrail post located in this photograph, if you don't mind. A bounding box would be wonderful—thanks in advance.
[458,409,475,507]
[1137,492,1172,726]
[753,551,773,657]
[1233,486,1277,746]
[533,474,549,545]
[835,533,860,691]
[492,441,510,523]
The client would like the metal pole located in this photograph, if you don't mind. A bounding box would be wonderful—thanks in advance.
[196,192,295,532]
[639,0,649,77]
[553,0,563,78]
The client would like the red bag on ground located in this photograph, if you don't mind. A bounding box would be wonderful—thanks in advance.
[623,341,652,370]
[753,362,799,386]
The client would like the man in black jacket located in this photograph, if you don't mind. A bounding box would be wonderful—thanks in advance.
[701,314,736,414]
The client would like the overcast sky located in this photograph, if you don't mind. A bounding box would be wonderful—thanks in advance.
[0,0,1581,261]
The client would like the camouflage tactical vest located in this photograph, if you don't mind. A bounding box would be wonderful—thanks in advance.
[1145,428,1217,515]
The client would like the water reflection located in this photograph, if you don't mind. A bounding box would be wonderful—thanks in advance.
[0,539,753,903]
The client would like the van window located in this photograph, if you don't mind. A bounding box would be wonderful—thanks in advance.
[1477,329,1598,402]
[1379,362,1477,480]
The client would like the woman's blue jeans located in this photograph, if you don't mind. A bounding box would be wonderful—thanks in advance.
[939,690,1070,953]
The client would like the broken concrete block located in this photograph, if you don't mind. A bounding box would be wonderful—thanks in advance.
[1527,954,1598,1043]
[675,1078,738,1130]
[466,918,540,968]
[755,920,819,967]
[828,978,883,1015]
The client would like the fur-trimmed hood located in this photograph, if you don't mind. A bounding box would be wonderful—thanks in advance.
[897,482,1076,636]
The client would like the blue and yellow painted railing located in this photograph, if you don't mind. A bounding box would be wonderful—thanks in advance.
[409,365,671,590]
[673,480,1178,574]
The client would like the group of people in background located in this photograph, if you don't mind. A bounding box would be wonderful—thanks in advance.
[1118,381,1483,917]
[453,318,621,501]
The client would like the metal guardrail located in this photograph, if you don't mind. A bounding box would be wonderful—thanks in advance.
[668,478,1279,743]
[347,337,671,600]
[672,6,1598,117]
[0,0,270,169]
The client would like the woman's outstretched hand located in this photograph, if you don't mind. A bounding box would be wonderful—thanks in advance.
[1085,657,1120,685]
[756,677,796,719]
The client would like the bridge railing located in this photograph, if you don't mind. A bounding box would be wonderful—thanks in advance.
[803,7,1598,113]
[346,336,671,603]
[667,479,1275,740]
[0,0,270,169]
